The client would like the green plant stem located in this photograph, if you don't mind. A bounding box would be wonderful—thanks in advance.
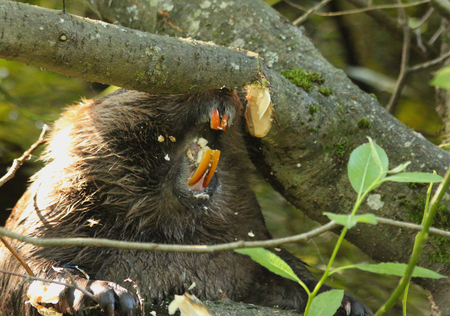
[303,190,368,315]
[328,264,356,275]
[374,166,450,316]
[402,282,410,316]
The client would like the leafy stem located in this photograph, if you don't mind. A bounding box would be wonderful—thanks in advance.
[374,167,450,315]
[304,176,379,315]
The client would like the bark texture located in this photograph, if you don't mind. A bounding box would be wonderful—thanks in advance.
[0,1,261,94]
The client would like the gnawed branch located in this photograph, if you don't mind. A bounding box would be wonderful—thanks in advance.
[0,1,262,94]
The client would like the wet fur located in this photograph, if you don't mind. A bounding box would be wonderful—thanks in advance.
[0,89,369,315]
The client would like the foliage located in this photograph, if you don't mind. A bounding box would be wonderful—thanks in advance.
[352,263,444,279]
[236,138,445,316]
[430,65,450,90]
[235,248,302,284]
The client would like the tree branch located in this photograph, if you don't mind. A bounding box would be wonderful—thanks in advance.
[430,0,450,21]
[0,1,262,94]
[0,268,101,304]
[386,0,412,114]
[286,0,430,17]
[344,0,436,58]
[292,0,333,25]
[0,221,340,253]
[0,124,48,187]
[2,216,450,252]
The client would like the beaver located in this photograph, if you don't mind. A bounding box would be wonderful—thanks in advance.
[0,88,372,315]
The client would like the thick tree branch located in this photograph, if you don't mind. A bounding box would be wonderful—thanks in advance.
[0,1,262,94]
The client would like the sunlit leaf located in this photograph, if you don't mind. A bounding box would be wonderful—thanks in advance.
[386,172,443,183]
[387,162,411,174]
[348,142,388,194]
[235,248,300,283]
[309,290,344,316]
[431,66,450,90]
[354,263,446,279]
[324,213,378,229]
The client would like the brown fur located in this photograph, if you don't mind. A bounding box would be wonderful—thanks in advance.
[0,89,371,316]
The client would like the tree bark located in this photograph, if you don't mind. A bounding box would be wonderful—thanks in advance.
[2,0,450,313]
[0,1,262,94]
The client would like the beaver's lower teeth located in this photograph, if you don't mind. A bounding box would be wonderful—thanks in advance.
[188,148,220,188]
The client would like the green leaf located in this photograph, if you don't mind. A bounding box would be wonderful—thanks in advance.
[431,66,450,90]
[235,248,301,283]
[348,142,388,194]
[386,172,443,183]
[309,290,344,316]
[324,213,378,229]
[387,162,411,174]
[354,263,446,279]
[368,137,384,172]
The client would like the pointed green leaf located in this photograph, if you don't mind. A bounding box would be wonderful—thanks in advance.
[386,172,443,183]
[431,66,450,90]
[348,142,388,194]
[387,162,411,174]
[309,290,344,316]
[324,213,377,229]
[368,137,384,172]
[354,263,446,279]
[235,248,301,283]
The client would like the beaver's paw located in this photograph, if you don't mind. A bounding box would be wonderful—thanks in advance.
[336,293,373,316]
[27,278,137,316]
[82,280,137,316]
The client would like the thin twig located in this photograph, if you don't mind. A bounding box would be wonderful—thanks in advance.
[0,222,340,253]
[344,0,434,59]
[292,0,333,25]
[62,268,99,303]
[286,0,430,17]
[386,1,412,114]
[408,50,450,72]
[412,7,435,30]
[1,217,450,252]
[0,125,48,187]
[0,237,34,276]
[0,268,96,301]
[428,24,444,46]
[375,217,450,238]
[430,0,450,21]
[0,125,47,282]
[412,7,434,53]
